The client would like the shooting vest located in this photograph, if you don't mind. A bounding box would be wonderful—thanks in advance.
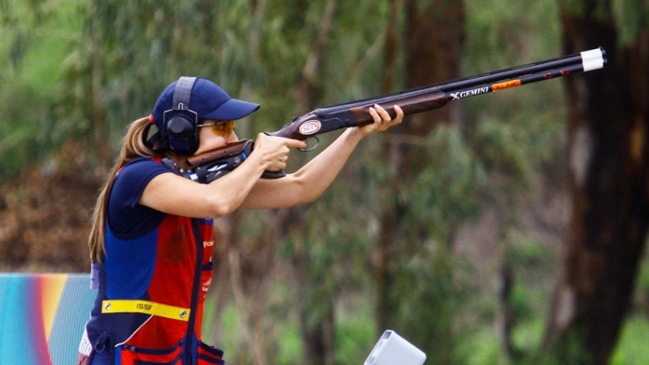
[80,159,223,364]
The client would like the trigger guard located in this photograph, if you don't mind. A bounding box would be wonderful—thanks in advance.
[299,136,319,152]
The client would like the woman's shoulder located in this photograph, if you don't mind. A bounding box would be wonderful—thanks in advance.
[108,157,169,235]
[121,156,164,170]
[111,157,171,197]
[117,157,168,178]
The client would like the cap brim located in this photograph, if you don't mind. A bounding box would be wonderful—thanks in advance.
[203,98,260,121]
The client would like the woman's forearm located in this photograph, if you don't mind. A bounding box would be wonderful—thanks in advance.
[241,105,403,209]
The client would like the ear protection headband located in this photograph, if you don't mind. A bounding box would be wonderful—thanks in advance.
[162,76,199,155]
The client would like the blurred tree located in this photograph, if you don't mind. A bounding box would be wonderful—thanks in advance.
[0,0,81,180]
[541,1,649,364]
[461,1,568,363]
[373,1,470,364]
[285,2,339,363]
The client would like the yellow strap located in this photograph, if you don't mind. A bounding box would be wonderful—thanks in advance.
[101,300,190,321]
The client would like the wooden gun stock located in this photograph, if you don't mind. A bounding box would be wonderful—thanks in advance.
[186,140,251,168]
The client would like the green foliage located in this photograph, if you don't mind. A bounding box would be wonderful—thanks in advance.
[611,315,649,365]
[505,238,557,281]
[390,246,472,365]
[464,0,567,207]
[402,126,487,227]
[472,117,534,180]
[274,322,304,365]
[334,303,376,365]
[0,0,83,180]
[462,327,506,365]
[511,318,546,360]
[0,80,51,179]
[202,303,245,363]
[613,0,649,45]
[637,254,649,297]
[535,329,593,365]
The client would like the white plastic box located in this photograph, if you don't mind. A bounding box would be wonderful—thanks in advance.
[364,330,426,365]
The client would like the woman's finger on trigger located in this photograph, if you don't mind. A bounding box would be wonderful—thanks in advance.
[281,137,307,149]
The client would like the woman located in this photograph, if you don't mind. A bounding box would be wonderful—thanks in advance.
[77,77,403,364]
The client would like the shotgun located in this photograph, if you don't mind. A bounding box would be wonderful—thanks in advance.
[170,47,608,182]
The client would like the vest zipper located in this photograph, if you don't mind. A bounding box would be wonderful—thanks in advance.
[185,219,204,364]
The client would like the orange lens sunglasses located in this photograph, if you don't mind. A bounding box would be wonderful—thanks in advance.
[197,120,236,137]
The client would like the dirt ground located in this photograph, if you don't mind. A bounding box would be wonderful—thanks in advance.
[0,144,103,273]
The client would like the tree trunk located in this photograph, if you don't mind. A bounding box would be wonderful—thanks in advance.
[543,2,649,364]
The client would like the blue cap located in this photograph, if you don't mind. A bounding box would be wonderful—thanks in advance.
[150,78,260,129]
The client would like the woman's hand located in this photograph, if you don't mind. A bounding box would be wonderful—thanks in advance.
[357,104,404,137]
[252,133,307,171]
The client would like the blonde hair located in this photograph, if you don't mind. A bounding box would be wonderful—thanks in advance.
[88,117,160,262]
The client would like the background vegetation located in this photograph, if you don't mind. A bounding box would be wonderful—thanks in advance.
[0,0,648,365]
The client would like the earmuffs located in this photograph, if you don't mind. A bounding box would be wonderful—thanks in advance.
[162,76,199,155]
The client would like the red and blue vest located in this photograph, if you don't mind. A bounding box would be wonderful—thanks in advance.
[81,158,223,364]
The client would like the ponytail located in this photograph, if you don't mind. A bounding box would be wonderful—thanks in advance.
[88,117,160,262]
